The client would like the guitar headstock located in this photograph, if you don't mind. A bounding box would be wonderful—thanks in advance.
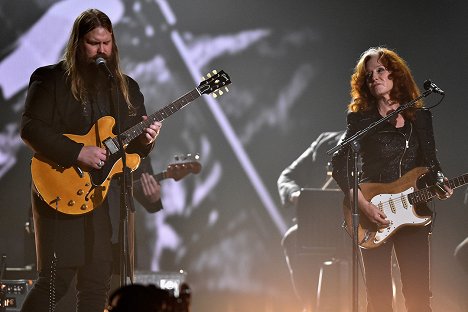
[166,153,202,181]
[198,70,231,98]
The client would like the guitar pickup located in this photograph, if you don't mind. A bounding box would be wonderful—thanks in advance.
[103,137,119,154]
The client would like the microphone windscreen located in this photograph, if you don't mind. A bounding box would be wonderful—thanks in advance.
[95,57,106,66]
[423,80,432,91]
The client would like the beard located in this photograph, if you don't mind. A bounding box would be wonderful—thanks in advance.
[76,52,119,92]
[77,50,117,78]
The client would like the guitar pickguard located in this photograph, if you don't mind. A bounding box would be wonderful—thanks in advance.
[370,187,431,245]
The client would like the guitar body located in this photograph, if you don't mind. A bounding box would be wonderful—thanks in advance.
[343,167,432,249]
[31,116,140,215]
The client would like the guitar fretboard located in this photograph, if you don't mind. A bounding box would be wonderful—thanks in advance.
[133,171,165,186]
[408,173,468,204]
[112,88,201,148]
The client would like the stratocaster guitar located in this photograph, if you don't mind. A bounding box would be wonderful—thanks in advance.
[31,70,230,215]
[343,166,468,249]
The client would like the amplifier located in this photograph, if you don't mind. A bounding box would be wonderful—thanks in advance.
[134,271,187,297]
[1,279,34,312]
[297,188,348,255]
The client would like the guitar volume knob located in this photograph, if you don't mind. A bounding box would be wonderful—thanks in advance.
[77,189,84,195]
[68,200,75,206]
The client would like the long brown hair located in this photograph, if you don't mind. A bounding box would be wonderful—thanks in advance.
[348,47,423,119]
[62,9,134,112]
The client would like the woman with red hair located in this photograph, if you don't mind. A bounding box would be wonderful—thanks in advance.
[332,47,452,312]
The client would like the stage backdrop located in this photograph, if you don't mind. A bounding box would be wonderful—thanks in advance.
[1,1,468,311]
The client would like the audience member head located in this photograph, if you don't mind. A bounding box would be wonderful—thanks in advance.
[107,284,171,312]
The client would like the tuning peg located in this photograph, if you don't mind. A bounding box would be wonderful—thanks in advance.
[201,76,205,81]
[207,73,212,78]
[212,70,218,74]
[212,93,218,98]
[224,87,229,92]
[218,90,224,96]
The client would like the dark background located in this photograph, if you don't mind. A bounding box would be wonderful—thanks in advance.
[0,1,467,311]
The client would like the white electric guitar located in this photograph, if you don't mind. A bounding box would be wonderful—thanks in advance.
[343,167,468,249]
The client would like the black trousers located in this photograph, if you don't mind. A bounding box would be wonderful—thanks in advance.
[361,225,432,312]
[21,259,112,312]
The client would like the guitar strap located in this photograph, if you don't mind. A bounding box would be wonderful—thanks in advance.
[90,80,112,123]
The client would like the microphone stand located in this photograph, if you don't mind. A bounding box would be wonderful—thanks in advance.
[107,73,134,287]
[327,89,433,312]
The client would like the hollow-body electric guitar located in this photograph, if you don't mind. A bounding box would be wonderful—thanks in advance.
[343,167,468,249]
[31,71,230,215]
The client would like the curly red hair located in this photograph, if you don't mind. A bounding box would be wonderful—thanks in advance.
[348,47,423,119]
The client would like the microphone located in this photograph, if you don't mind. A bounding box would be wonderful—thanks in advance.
[423,79,445,95]
[95,57,115,80]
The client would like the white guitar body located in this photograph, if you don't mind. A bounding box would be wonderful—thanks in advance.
[370,187,431,245]
[343,167,468,249]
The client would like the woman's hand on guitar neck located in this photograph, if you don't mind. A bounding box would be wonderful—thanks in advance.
[433,173,454,200]
[77,146,107,170]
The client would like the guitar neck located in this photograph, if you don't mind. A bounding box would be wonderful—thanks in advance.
[153,171,166,182]
[114,88,201,147]
[134,171,166,185]
[132,171,167,197]
[409,173,468,204]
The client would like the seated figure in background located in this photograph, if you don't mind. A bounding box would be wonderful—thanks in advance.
[277,131,344,312]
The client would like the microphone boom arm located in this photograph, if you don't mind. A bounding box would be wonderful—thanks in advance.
[327,89,432,156]
[95,57,115,81]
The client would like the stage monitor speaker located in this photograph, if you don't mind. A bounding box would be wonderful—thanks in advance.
[1,279,34,312]
[297,188,349,257]
[135,271,187,297]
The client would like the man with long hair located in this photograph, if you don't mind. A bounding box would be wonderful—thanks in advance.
[20,9,162,312]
